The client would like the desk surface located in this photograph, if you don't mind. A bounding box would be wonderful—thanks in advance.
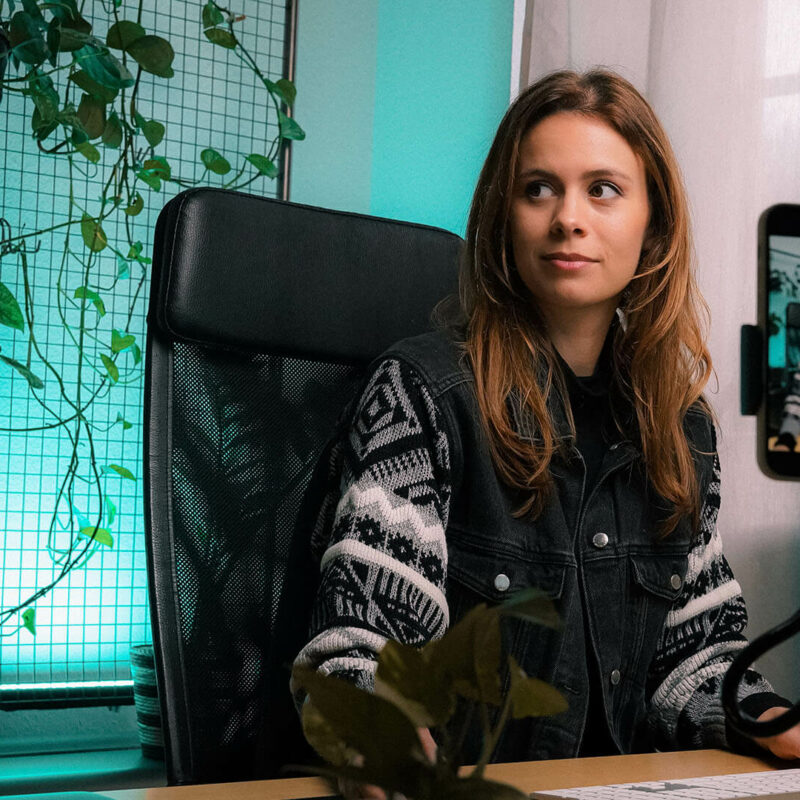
[103,749,783,800]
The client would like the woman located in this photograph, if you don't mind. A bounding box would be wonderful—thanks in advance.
[293,69,799,766]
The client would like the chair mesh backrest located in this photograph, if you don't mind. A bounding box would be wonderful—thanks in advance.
[169,343,360,779]
[144,188,462,785]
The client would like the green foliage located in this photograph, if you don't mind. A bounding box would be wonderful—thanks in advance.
[293,589,566,799]
[22,607,35,636]
[0,0,304,638]
[0,280,24,330]
[78,525,113,548]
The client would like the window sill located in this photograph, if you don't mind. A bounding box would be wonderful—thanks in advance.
[0,747,166,795]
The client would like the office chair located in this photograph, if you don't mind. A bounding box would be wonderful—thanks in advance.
[143,187,462,785]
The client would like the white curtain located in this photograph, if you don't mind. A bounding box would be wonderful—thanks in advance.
[517,0,800,699]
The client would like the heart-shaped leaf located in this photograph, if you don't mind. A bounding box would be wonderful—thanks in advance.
[111,328,135,353]
[74,140,100,163]
[126,35,174,77]
[245,153,278,177]
[143,155,170,179]
[74,285,105,316]
[141,118,165,147]
[278,109,305,141]
[79,525,114,548]
[0,281,25,331]
[9,11,49,65]
[106,496,117,525]
[267,77,296,106]
[80,214,107,252]
[507,656,568,720]
[74,40,134,90]
[100,353,118,383]
[124,192,143,216]
[102,111,123,148]
[204,27,236,49]
[106,20,145,51]
[69,69,117,102]
[202,1,224,28]
[200,147,231,175]
[77,93,106,139]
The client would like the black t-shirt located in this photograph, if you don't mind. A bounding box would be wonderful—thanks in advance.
[558,349,620,757]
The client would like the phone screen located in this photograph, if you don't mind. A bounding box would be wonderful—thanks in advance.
[764,220,800,477]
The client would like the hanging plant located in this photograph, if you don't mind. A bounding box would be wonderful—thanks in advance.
[0,0,303,638]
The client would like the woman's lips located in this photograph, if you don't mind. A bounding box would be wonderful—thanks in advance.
[543,256,597,270]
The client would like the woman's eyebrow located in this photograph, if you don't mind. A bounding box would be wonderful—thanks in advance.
[517,167,633,182]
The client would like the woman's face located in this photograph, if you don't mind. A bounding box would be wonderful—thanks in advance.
[509,111,651,325]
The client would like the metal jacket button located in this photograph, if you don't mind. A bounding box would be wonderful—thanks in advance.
[610,669,621,685]
[592,532,609,548]
[494,573,510,592]
[670,574,682,590]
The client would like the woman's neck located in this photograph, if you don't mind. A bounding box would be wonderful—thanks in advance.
[542,306,617,377]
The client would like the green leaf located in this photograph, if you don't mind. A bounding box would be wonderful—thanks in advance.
[0,281,25,331]
[123,192,143,216]
[74,285,106,316]
[499,587,561,630]
[507,656,567,720]
[73,39,134,90]
[131,343,142,365]
[200,147,231,175]
[45,18,59,67]
[31,107,59,141]
[69,69,118,102]
[116,253,130,278]
[141,118,164,147]
[106,20,145,51]
[74,140,100,163]
[104,463,136,480]
[136,168,161,191]
[267,77,296,106]
[100,353,118,383]
[245,153,278,177]
[202,1,224,28]
[375,640,455,727]
[79,525,114,548]
[22,608,35,636]
[294,666,425,794]
[126,35,174,77]
[0,354,43,389]
[143,155,170,179]
[114,412,132,432]
[106,497,117,526]
[102,110,123,147]
[111,328,135,353]
[203,27,236,49]
[429,603,503,705]
[9,11,49,65]
[47,0,91,33]
[58,26,91,52]
[278,109,305,141]
[80,213,107,252]
[77,93,106,139]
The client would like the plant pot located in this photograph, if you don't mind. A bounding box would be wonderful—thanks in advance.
[129,643,165,761]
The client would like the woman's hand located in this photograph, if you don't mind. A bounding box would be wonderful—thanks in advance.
[338,727,438,799]
[753,706,800,759]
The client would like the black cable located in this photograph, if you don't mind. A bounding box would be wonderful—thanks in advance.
[722,607,800,738]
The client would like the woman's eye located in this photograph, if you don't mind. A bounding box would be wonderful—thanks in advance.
[525,181,555,199]
[589,181,621,199]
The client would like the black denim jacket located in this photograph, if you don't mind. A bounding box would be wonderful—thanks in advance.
[382,329,716,762]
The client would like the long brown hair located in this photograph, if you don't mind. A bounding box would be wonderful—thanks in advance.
[460,68,713,535]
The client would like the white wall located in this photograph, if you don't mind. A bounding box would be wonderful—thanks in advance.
[521,0,800,699]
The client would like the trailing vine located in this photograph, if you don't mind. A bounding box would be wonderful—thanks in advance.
[0,0,302,639]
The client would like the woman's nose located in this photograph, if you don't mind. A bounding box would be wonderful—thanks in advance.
[550,192,587,236]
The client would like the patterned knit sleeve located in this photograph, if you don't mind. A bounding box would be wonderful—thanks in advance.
[646,446,787,751]
[291,357,452,698]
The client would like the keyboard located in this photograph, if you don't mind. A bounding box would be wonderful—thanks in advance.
[530,768,800,799]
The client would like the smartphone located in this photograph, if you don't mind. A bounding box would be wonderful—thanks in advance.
[760,204,800,478]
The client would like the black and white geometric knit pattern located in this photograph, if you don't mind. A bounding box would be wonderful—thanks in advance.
[292,359,451,693]
[646,451,775,749]
[293,357,777,750]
